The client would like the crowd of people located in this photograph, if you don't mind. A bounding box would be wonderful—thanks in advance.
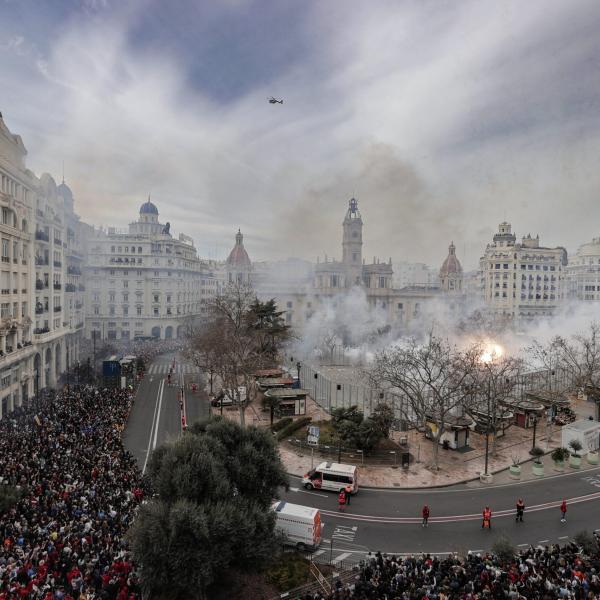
[0,386,144,599]
[301,543,600,599]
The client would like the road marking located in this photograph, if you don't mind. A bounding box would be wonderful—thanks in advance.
[538,539,549,544]
[332,552,352,563]
[313,549,326,557]
[469,549,483,554]
[558,536,569,540]
[142,379,164,475]
[517,544,529,547]
[289,487,300,492]
[317,490,600,523]
[152,379,165,451]
[332,525,357,543]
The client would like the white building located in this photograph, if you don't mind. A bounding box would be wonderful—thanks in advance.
[480,222,567,321]
[566,235,600,302]
[85,200,218,341]
[393,261,439,289]
[1,112,86,418]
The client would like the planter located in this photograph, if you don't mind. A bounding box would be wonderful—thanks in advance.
[532,462,545,477]
[509,465,521,480]
[587,452,599,465]
[570,455,582,469]
[480,473,493,484]
[553,460,565,472]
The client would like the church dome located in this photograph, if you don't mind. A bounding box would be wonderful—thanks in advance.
[226,229,251,267]
[140,199,159,215]
[440,242,463,276]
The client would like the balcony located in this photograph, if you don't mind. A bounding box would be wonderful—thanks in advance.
[54,306,62,313]
[12,257,17,264]
[35,256,49,266]
[35,280,48,290]
[53,261,62,268]
[12,289,17,295]
[1,256,9,263]
[67,266,81,275]
[35,231,49,242]
[35,305,48,315]
[21,289,27,294]
[54,238,62,246]
[34,327,50,335]
[65,283,76,292]
[53,283,62,290]
[1,289,9,295]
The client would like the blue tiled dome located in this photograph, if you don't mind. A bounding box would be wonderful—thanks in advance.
[140,200,158,215]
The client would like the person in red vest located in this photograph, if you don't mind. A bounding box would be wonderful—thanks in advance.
[516,498,525,522]
[560,499,567,522]
[422,505,430,527]
[338,489,346,512]
[482,506,492,529]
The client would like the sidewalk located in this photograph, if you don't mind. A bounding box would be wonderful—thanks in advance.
[279,392,600,489]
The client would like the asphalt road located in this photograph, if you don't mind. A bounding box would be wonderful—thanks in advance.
[123,353,209,473]
[281,470,600,560]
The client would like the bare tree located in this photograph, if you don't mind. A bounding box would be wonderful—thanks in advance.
[470,352,524,457]
[318,329,340,364]
[552,322,600,395]
[371,334,480,470]
[190,283,289,427]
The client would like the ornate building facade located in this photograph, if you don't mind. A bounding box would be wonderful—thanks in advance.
[84,201,218,341]
[1,113,86,418]
[566,235,600,302]
[480,222,567,320]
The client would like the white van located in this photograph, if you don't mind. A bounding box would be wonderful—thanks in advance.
[302,462,358,494]
[273,501,323,551]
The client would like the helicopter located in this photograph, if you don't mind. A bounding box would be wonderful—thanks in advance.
[268,97,283,104]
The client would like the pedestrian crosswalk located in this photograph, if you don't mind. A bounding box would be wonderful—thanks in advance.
[147,363,201,375]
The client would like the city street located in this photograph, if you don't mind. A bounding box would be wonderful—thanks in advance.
[124,356,600,564]
[281,470,600,561]
[123,353,209,472]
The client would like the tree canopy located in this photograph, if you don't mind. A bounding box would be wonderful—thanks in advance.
[128,417,289,600]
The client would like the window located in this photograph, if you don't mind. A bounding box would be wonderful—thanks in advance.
[286,301,292,308]
[123,293,129,302]
[109,306,115,316]
[153,307,159,316]
[153,294,159,303]
[123,280,128,288]
[137,306,142,316]
[123,306,129,316]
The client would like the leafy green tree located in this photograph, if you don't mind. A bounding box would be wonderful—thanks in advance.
[371,403,394,439]
[246,298,290,360]
[130,417,288,599]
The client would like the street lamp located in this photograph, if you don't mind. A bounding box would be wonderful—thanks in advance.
[529,413,540,453]
[296,361,301,387]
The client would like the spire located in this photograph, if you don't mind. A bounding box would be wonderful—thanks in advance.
[236,229,243,245]
[449,241,455,255]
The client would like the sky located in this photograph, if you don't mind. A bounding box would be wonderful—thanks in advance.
[2,0,600,270]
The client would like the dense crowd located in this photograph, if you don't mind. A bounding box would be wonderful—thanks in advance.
[0,386,144,599]
[300,544,600,599]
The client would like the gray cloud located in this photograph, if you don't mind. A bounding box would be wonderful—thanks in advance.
[1,0,599,268]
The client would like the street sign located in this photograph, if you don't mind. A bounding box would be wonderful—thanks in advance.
[307,425,320,446]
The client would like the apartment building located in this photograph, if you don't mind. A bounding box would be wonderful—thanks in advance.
[0,113,86,418]
[480,222,567,320]
[85,200,218,341]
